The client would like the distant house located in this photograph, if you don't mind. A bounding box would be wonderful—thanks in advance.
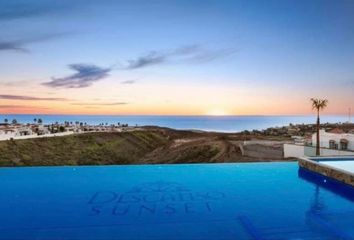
[311,129,354,151]
[17,126,33,136]
[0,125,35,140]
[36,125,51,135]
[65,126,82,133]
[291,136,305,145]
[291,135,312,145]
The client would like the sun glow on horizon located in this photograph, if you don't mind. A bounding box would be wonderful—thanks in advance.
[206,109,229,116]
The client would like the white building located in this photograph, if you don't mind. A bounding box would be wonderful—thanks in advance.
[311,129,354,151]
[0,126,33,140]
[36,125,51,135]
[284,128,354,158]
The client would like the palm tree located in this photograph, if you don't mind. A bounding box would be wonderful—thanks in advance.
[4,118,8,124]
[311,98,328,156]
[38,118,43,124]
[12,119,17,124]
[33,118,37,124]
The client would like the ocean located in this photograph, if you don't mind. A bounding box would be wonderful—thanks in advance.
[0,114,349,132]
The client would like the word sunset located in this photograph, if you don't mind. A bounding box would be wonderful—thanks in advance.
[88,182,226,217]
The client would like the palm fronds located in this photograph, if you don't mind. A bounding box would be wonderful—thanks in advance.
[310,98,328,111]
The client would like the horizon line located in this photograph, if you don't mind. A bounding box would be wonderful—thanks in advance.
[0,113,349,117]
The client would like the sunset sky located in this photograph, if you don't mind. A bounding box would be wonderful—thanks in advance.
[0,0,353,115]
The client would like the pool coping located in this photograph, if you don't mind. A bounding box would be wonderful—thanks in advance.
[298,156,354,187]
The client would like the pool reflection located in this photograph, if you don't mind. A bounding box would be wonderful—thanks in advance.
[298,167,354,239]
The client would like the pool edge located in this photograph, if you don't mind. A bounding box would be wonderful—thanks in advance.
[298,157,354,187]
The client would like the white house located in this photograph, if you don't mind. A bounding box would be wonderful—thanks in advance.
[36,125,51,135]
[284,128,354,158]
[0,125,34,140]
[311,128,354,151]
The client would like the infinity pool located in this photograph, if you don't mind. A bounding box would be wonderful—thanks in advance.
[0,162,353,240]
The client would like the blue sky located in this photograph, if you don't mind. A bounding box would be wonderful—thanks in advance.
[0,0,353,115]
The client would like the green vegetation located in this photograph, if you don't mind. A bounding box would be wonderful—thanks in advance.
[59,126,65,132]
[0,128,288,167]
[0,131,168,167]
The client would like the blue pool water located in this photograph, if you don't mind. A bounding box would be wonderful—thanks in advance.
[0,162,353,240]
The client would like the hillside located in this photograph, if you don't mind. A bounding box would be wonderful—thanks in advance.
[0,128,289,167]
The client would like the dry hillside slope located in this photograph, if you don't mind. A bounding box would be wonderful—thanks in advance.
[0,127,289,167]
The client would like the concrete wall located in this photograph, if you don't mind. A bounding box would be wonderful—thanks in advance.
[284,144,305,158]
[284,143,354,158]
